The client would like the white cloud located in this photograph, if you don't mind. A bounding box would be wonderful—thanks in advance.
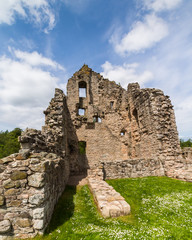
[14,49,65,70]
[144,0,182,12]
[0,0,55,32]
[0,49,65,130]
[112,14,168,55]
[131,3,192,139]
[101,61,153,89]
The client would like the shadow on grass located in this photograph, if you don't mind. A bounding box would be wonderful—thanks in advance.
[44,185,76,234]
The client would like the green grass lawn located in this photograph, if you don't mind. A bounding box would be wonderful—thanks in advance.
[32,177,192,240]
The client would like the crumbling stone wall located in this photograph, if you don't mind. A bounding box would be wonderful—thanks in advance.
[67,65,182,173]
[0,152,69,239]
[0,88,71,239]
[127,83,181,160]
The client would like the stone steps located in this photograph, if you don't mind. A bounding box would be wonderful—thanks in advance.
[88,178,131,218]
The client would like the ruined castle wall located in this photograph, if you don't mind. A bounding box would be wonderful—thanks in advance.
[97,157,192,182]
[0,152,69,239]
[0,88,71,239]
[66,65,181,174]
[127,83,181,160]
[42,88,68,157]
[67,66,132,173]
[102,159,165,179]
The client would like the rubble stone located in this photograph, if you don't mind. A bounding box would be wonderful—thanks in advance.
[10,171,27,181]
[28,173,45,188]
[0,196,4,206]
[0,220,11,233]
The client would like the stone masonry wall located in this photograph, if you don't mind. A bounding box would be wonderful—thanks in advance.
[0,88,71,239]
[0,151,69,239]
[88,156,192,182]
[67,65,181,173]
[127,83,181,160]
[102,159,165,180]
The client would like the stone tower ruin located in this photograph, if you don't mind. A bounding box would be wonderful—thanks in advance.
[66,64,181,177]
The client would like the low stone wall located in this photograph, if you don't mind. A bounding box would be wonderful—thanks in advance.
[101,157,192,182]
[0,152,69,239]
[102,159,165,180]
[88,178,130,218]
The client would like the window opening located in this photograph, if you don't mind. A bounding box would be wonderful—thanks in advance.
[110,101,114,109]
[79,81,87,98]
[93,116,102,123]
[78,108,85,116]
[120,130,126,136]
[78,141,86,155]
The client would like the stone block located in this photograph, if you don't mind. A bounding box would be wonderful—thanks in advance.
[33,208,44,219]
[29,194,45,206]
[0,196,4,206]
[29,163,45,172]
[0,220,11,233]
[3,179,15,189]
[28,173,45,188]
[4,188,19,196]
[33,219,44,230]
[8,200,22,207]
[16,218,32,228]
[1,157,14,164]
[10,170,27,181]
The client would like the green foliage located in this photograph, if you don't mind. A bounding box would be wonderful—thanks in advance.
[32,177,192,240]
[78,141,86,155]
[180,138,192,148]
[0,128,22,158]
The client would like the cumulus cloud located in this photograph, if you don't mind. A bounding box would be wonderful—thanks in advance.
[101,61,153,89]
[112,14,168,55]
[0,0,55,32]
[0,49,65,130]
[14,49,64,70]
[144,0,182,12]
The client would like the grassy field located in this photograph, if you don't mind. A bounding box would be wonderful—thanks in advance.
[32,177,192,240]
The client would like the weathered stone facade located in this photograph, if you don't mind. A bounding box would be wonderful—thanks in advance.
[0,64,192,239]
[0,152,69,239]
[66,65,181,173]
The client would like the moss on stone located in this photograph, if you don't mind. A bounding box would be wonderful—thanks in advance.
[10,170,27,181]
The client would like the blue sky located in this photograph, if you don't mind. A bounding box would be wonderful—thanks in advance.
[0,0,191,139]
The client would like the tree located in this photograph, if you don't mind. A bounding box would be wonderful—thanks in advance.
[180,139,192,149]
[0,128,22,158]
